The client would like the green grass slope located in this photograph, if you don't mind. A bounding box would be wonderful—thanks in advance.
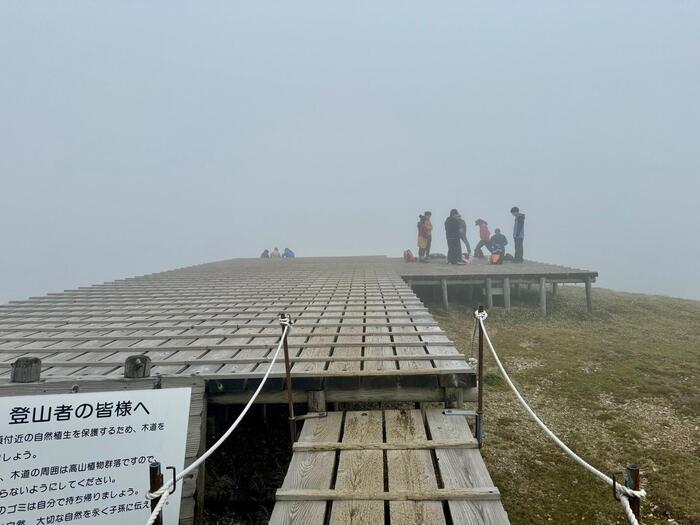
[431,286,700,525]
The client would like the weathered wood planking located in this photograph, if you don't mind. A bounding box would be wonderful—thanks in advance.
[0,258,474,388]
[385,409,445,524]
[272,409,509,524]
[268,412,344,524]
[329,411,384,524]
[425,411,509,524]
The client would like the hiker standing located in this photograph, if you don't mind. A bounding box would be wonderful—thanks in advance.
[260,249,270,258]
[511,207,526,262]
[423,211,433,258]
[444,209,464,265]
[417,214,430,262]
[282,248,295,258]
[473,219,491,258]
[457,213,471,257]
[271,247,281,258]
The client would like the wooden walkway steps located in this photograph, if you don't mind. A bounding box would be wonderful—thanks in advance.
[270,408,510,525]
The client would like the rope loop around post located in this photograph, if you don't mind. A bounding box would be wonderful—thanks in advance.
[278,312,295,328]
[474,309,488,321]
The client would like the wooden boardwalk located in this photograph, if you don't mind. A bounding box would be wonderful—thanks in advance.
[0,255,575,524]
[270,408,509,524]
[0,258,472,401]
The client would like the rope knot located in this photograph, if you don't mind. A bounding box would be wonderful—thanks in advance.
[278,313,294,328]
[474,310,488,321]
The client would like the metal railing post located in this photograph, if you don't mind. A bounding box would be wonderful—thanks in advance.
[626,464,641,522]
[279,313,297,444]
[476,305,485,447]
[149,461,164,525]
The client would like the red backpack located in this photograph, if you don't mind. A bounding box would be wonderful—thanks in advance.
[403,249,417,262]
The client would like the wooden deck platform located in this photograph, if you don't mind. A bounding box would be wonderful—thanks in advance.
[391,257,598,314]
[270,408,509,524]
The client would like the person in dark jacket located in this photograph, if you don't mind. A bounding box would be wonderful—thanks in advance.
[511,207,526,262]
[260,249,270,258]
[489,228,508,254]
[457,213,471,257]
[444,209,465,265]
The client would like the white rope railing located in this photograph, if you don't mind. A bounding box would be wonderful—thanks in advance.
[474,310,646,525]
[145,319,292,525]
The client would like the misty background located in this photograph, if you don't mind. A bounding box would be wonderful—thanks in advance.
[1,1,699,303]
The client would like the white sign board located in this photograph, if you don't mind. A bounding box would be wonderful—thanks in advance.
[0,388,191,525]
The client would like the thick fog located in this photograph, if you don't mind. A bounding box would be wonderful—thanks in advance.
[1,1,699,303]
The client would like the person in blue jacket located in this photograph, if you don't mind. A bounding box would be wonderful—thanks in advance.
[282,248,295,258]
[510,207,525,262]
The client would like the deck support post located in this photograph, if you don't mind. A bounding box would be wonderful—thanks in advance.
[539,277,547,316]
[466,284,474,306]
[552,282,558,297]
[485,278,493,309]
[513,282,520,298]
[503,278,511,311]
[441,280,449,310]
[11,357,42,383]
[307,390,327,412]
[444,387,463,409]
[585,277,593,313]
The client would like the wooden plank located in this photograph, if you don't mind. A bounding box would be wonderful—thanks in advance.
[425,410,510,524]
[269,412,344,525]
[385,409,446,524]
[329,410,384,524]
[290,310,336,377]
[326,309,364,389]
[294,438,477,452]
[277,488,501,501]
[363,324,397,387]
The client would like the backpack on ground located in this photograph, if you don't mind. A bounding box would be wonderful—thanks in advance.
[490,253,503,265]
[403,249,417,262]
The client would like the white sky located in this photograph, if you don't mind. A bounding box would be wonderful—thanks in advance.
[1,1,699,302]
